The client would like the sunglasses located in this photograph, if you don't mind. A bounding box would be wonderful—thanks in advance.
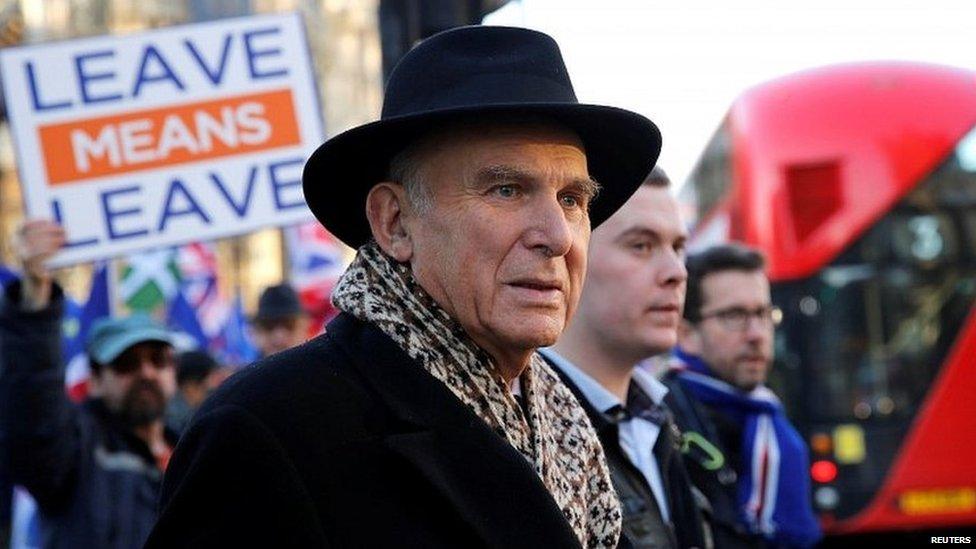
[109,344,175,375]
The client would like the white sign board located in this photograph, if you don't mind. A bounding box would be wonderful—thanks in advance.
[0,12,325,266]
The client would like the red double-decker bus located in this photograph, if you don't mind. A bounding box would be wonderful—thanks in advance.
[680,62,976,537]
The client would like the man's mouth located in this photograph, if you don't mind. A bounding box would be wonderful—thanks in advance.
[507,279,564,303]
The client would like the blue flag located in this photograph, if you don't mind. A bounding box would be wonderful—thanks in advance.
[216,295,259,367]
[0,263,16,288]
[63,263,111,398]
[62,263,110,359]
[166,289,209,351]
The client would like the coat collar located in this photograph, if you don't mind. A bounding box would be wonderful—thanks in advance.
[326,313,581,548]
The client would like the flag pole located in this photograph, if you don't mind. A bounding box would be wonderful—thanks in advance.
[106,258,120,316]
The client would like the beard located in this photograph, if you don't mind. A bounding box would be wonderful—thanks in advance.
[119,379,166,428]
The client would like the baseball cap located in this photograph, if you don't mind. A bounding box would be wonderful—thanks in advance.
[86,314,176,365]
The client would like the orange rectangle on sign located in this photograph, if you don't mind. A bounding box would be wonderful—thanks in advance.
[39,88,301,185]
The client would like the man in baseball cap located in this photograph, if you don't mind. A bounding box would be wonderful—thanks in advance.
[0,220,179,549]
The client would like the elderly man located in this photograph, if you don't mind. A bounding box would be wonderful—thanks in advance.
[147,26,661,548]
[0,220,179,549]
[543,168,706,548]
[665,244,821,548]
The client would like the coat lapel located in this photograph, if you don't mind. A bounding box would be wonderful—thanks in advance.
[328,314,581,548]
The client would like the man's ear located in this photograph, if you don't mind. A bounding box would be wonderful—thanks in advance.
[365,182,414,262]
[677,319,702,355]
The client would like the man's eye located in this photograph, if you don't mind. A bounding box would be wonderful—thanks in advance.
[720,309,749,322]
[559,194,580,208]
[494,185,518,198]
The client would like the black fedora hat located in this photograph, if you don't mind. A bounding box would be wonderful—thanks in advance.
[303,25,662,248]
[252,284,304,323]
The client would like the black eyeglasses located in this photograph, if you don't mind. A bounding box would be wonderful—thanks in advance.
[697,305,782,332]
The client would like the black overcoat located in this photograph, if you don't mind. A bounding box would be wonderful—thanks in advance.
[146,312,584,548]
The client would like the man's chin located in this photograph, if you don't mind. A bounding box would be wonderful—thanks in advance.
[495,319,564,351]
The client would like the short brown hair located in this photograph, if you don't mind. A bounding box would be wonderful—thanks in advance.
[643,166,670,188]
[683,243,766,321]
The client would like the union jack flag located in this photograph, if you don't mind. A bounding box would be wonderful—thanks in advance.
[177,242,229,338]
[283,221,349,334]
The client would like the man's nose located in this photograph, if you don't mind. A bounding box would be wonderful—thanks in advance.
[656,250,688,287]
[523,195,575,257]
[137,358,159,378]
[744,315,771,340]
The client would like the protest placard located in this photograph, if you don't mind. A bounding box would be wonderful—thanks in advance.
[0,12,325,266]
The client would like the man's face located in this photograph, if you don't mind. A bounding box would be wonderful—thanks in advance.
[404,123,593,361]
[252,316,309,357]
[94,341,177,427]
[681,270,774,391]
[573,185,687,357]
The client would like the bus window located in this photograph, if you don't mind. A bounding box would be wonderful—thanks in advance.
[806,130,976,422]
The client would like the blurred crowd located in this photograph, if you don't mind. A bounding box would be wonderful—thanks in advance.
[0,23,826,549]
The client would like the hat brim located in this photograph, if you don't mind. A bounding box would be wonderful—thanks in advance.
[303,103,662,248]
[91,328,176,366]
[250,311,305,324]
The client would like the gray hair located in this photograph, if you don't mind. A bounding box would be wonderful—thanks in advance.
[388,140,434,215]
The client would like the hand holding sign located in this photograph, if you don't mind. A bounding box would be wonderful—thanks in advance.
[13,219,66,310]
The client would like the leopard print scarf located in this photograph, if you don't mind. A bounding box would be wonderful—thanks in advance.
[332,241,621,548]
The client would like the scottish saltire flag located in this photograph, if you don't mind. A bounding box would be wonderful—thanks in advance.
[63,263,111,402]
[213,295,259,367]
[284,221,349,333]
[166,289,209,351]
[176,242,229,338]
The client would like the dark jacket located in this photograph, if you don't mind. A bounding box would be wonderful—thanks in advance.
[147,312,586,548]
[662,371,764,549]
[552,366,706,549]
[0,281,174,549]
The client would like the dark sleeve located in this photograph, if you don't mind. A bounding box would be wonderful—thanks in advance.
[0,280,80,510]
[146,404,329,549]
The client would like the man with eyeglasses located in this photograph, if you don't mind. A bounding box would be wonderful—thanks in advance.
[0,219,179,549]
[665,243,821,548]
[542,168,706,549]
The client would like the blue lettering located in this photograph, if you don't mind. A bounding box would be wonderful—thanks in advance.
[211,167,258,217]
[101,186,149,240]
[132,45,186,97]
[184,34,233,86]
[243,27,288,80]
[269,158,305,211]
[26,62,71,112]
[51,199,98,248]
[75,49,123,105]
[158,178,211,232]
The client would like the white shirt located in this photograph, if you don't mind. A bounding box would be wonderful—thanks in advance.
[540,348,671,521]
